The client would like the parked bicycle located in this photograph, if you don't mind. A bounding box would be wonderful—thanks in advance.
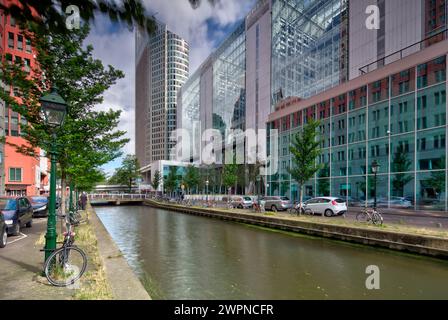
[42,213,88,287]
[287,204,314,216]
[356,207,383,226]
[253,202,265,213]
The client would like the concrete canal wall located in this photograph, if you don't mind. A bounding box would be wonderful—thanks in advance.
[144,200,448,259]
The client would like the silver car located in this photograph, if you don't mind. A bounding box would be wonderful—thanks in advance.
[230,196,254,209]
[263,196,292,211]
[303,197,347,216]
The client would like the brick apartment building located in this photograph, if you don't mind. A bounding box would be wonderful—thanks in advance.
[0,1,49,196]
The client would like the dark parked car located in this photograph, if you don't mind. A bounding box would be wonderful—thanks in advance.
[0,197,33,236]
[28,196,49,217]
[0,212,6,248]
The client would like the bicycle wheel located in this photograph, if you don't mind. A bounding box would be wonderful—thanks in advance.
[303,208,314,216]
[371,211,383,226]
[356,211,369,222]
[44,246,88,287]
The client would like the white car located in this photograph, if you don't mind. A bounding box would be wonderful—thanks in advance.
[230,196,254,209]
[303,197,347,217]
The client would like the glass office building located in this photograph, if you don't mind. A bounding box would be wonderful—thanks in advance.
[271,0,348,106]
[268,55,447,211]
[212,22,246,136]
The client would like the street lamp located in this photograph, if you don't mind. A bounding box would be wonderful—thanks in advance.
[256,175,261,206]
[205,180,209,203]
[371,160,380,210]
[40,87,67,262]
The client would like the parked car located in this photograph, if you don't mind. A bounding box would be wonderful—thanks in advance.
[0,211,7,248]
[303,197,347,217]
[28,196,49,217]
[230,196,254,209]
[0,197,33,236]
[263,196,293,211]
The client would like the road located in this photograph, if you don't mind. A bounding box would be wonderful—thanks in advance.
[0,218,73,300]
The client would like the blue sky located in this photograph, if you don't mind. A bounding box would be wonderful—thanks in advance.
[85,0,256,177]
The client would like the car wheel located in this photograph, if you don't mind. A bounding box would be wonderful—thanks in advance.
[12,223,20,236]
[238,204,243,209]
[0,228,7,248]
[26,220,33,228]
[324,209,333,217]
[271,205,278,212]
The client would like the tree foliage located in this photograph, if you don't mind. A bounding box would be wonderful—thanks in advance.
[164,167,178,195]
[222,163,238,194]
[0,0,156,35]
[0,24,128,209]
[109,155,140,192]
[288,119,322,207]
[391,147,413,197]
[151,170,162,192]
[183,165,200,194]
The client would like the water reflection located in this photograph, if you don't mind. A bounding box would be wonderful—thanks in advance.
[96,206,448,300]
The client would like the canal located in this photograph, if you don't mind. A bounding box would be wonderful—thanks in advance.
[95,206,448,299]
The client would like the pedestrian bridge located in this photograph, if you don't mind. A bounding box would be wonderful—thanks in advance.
[89,193,149,206]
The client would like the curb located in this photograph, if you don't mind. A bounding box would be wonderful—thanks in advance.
[88,205,151,300]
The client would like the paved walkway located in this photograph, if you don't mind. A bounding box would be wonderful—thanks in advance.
[0,219,74,300]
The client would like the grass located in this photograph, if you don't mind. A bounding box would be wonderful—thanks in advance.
[73,210,113,300]
[36,210,113,299]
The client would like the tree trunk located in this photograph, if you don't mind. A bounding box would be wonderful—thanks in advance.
[61,171,66,215]
[299,185,303,213]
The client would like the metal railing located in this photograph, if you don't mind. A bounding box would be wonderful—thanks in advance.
[89,193,150,200]
[359,28,448,75]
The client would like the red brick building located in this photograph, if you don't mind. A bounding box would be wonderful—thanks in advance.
[0,2,48,196]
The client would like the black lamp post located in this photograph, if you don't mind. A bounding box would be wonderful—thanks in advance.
[40,87,67,262]
[371,160,380,210]
[205,180,209,203]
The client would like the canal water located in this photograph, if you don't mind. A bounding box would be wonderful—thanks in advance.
[95,206,448,299]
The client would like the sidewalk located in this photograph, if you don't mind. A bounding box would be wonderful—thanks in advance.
[0,219,74,300]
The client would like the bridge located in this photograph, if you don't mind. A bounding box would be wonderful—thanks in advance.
[89,193,150,206]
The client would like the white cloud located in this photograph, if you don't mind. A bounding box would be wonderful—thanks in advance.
[143,0,256,71]
[85,0,256,172]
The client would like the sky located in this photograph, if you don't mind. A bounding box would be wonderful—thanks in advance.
[85,0,257,177]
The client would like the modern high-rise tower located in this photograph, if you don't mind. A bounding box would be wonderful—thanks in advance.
[135,23,189,168]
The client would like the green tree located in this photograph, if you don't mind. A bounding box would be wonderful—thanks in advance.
[0,24,128,213]
[109,155,140,192]
[222,163,238,197]
[391,147,413,197]
[1,0,156,35]
[151,170,162,192]
[164,167,178,196]
[317,163,330,196]
[288,119,323,211]
[183,165,200,194]
[426,156,446,200]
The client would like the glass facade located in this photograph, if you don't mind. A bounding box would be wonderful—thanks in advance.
[179,76,200,161]
[271,0,348,107]
[212,22,246,137]
[268,56,448,211]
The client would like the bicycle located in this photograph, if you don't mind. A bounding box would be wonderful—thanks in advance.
[356,207,383,226]
[253,202,265,213]
[68,209,88,226]
[43,213,88,287]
